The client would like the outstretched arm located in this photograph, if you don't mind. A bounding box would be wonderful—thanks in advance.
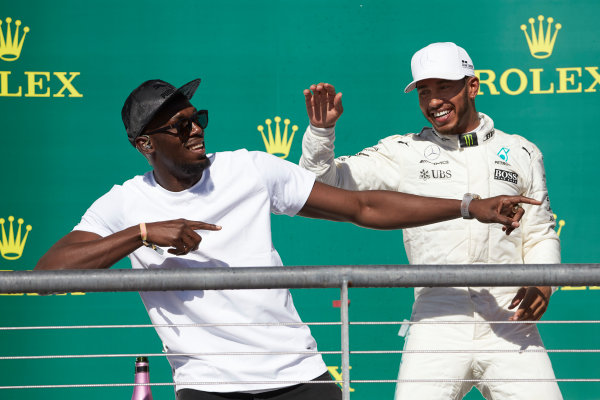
[35,219,221,270]
[299,181,539,231]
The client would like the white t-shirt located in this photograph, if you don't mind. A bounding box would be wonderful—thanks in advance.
[74,150,327,392]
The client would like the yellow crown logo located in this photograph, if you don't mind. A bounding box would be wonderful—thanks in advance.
[553,213,565,237]
[0,216,32,260]
[257,116,298,159]
[0,18,30,62]
[520,15,561,59]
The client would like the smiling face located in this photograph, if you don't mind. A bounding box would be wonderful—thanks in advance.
[416,77,480,135]
[135,95,209,191]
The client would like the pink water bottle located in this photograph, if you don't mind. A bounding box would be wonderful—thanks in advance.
[131,356,153,400]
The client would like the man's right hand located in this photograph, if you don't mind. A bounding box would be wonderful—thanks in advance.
[304,83,343,128]
[146,219,222,255]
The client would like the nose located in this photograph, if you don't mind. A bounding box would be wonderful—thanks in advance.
[189,120,204,137]
[428,96,444,109]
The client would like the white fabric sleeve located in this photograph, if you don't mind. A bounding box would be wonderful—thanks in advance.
[299,124,403,191]
[72,185,125,238]
[248,151,316,216]
[520,145,561,263]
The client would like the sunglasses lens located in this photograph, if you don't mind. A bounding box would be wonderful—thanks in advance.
[196,111,208,129]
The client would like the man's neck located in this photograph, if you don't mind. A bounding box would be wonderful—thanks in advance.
[153,169,204,192]
[462,114,482,134]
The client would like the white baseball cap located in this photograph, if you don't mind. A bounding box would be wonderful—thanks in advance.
[404,42,475,93]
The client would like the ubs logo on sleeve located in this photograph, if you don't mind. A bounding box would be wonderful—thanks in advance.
[494,169,518,184]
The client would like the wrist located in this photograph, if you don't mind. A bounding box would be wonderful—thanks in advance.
[461,193,481,219]
[538,286,552,300]
[309,124,335,137]
[139,222,164,255]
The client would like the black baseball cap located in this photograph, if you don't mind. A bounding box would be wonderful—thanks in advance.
[121,78,201,146]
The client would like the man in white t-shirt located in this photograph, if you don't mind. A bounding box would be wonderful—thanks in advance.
[36,78,538,400]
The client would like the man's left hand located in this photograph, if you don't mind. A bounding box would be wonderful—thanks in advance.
[304,83,343,128]
[508,286,552,321]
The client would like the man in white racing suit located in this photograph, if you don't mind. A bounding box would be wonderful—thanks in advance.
[299,42,562,399]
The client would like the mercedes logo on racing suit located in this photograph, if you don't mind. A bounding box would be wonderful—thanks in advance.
[424,145,441,160]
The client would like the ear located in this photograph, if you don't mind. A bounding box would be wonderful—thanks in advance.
[466,76,479,99]
[135,135,154,155]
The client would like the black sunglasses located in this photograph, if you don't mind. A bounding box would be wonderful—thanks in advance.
[144,110,208,138]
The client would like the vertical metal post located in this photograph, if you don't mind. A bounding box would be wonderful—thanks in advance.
[340,279,350,400]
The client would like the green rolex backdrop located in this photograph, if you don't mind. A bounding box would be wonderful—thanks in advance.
[1,0,598,399]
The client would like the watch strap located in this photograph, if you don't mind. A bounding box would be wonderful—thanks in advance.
[461,193,480,219]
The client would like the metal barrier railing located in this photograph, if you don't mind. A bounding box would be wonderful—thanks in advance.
[2,264,599,292]
[1,264,599,399]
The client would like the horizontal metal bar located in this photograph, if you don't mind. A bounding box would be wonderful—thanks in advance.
[0,264,598,294]
[0,322,340,330]
[0,351,342,360]
[1,348,598,361]
[1,320,599,331]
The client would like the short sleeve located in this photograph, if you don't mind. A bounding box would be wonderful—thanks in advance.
[72,185,125,237]
[248,151,316,216]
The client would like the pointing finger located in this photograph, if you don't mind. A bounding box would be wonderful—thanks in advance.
[190,222,222,231]
[515,196,542,206]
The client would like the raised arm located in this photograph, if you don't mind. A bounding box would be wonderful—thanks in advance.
[299,181,539,231]
[300,83,403,191]
[35,219,221,270]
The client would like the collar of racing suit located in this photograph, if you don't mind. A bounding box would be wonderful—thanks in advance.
[418,112,496,149]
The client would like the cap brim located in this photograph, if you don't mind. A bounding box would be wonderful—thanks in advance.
[404,81,418,93]
[177,79,201,99]
[404,72,468,94]
[146,78,202,128]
